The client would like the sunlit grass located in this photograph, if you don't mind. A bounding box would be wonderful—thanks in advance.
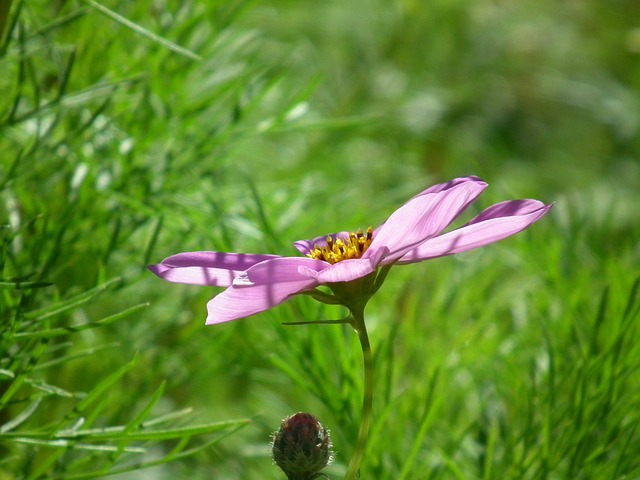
[1,0,639,478]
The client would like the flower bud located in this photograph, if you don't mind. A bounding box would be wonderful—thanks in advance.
[271,412,333,480]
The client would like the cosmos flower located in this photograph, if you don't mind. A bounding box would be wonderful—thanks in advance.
[148,176,551,324]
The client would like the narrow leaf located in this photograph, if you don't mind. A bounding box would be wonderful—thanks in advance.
[83,0,201,60]
[17,303,149,338]
[24,277,122,321]
[0,398,42,433]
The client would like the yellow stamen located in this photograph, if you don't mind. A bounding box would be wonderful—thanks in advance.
[307,227,374,264]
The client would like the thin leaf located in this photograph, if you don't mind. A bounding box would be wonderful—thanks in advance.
[0,279,53,290]
[11,437,145,453]
[16,303,149,338]
[394,369,441,480]
[25,7,87,40]
[24,277,122,321]
[54,433,244,480]
[0,146,24,191]
[35,343,120,371]
[24,378,78,399]
[71,355,138,418]
[73,419,250,441]
[82,0,201,60]
[140,408,194,428]
[0,398,41,433]
[0,0,18,55]
[143,214,164,267]
[122,382,166,436]
[4,418,250,441]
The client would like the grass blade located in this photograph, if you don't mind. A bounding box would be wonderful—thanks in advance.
[16,303,149,338]
[82,0,201,60]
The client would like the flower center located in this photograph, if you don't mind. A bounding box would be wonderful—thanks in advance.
[307,227,374,264]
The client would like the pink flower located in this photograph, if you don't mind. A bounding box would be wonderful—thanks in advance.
[149,176,551,324]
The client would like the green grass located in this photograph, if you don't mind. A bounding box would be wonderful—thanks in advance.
[1,0,639,478]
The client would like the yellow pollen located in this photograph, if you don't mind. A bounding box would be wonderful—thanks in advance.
[306,227,374,264]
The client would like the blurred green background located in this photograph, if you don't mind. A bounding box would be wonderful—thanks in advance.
[1,0,639,478]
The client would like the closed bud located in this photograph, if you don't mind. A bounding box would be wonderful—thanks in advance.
[271,412,333,480]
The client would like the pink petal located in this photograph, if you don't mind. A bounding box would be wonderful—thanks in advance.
[205,257,325,324]
[419,175,485,195]
[293,178,484,255]
[238,257,327,285]
[315,246,390,283]
[397,200,552,263]
[148,251,278,286]
[365,177,488,264]
[315,258,376,283]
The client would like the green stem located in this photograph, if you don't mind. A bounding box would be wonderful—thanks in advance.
[344,310,373,480]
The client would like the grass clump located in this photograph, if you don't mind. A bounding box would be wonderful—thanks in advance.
[2,0,640,478]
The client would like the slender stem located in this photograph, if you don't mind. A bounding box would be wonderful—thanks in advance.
[344,310,373,480]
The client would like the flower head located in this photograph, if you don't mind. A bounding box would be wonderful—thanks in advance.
[271,412,333,480]
[148,176,551,324]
